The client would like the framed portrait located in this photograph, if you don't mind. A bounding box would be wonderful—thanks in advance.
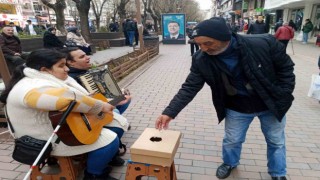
[162,13,186,44]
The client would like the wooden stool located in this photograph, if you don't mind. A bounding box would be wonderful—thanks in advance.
[125,160,177,180]
[30,155,86,180]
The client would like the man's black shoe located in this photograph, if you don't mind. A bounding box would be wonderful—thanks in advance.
[272,176,287,180]
[108,156,125,166]
[216,163,235,179]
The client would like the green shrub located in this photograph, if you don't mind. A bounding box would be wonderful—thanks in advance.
[98,26,108,32]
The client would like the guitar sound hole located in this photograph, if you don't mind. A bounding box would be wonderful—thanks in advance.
[134,167,141,171]
[150,136,162,142]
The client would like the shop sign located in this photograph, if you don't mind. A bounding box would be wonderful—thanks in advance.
[235,10,242,15]
[242,1,248,10]
[0,3,16,14]
[255,8,264,12]
[0,0,19,4]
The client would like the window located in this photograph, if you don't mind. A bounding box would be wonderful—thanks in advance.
[33,2,42,11]
[23,3,32,10]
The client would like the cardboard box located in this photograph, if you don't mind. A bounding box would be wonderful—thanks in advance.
[130,128,181,167]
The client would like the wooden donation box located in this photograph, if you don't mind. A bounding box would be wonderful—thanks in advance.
[126,128,181,180]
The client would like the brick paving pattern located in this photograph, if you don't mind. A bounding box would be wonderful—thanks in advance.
[0,40,320,180]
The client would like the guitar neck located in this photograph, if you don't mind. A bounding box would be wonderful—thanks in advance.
[108,95,126,106]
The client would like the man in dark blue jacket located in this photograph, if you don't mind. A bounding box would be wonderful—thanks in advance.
[247,16,269,34]
[155,18,295,180]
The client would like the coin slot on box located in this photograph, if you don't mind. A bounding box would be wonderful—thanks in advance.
[150,136,162,142]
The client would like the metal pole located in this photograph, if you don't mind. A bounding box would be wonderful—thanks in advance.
[291,39,294,55]
[135,0,144,51]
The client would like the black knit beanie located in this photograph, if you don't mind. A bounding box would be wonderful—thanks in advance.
[192,17,231,41]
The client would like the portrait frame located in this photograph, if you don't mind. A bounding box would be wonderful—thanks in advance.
[162,13,186,44]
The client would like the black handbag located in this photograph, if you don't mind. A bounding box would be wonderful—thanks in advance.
[12,135,52,165]
[65,39,77,47]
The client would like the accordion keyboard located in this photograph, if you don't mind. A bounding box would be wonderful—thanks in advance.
[78,73,100,94]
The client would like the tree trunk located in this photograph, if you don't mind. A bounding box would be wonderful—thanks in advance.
[96,17,101,30]
[154,18,159,32]
[142,0,147,25]
[146,0,160,32]
[91,0,108,32]
[41,0,67,35]
[117,0,129,32]
[55,6,66,34]
[73,0,92,43]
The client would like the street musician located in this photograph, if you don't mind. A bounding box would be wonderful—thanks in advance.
[61,47,131,166]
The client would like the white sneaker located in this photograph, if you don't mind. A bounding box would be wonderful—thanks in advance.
[302,42,307,44]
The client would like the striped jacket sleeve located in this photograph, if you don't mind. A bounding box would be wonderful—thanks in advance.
[24,87,104,114]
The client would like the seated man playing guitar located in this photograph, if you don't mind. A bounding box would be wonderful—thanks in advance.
[0,49,123,180]
[61,47,131,166]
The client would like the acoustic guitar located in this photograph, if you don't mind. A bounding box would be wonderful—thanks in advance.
[50,93,125,146]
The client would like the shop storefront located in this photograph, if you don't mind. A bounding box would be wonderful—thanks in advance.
[0,2,22,27]
[311,4,320,38]
[290,9,304,31]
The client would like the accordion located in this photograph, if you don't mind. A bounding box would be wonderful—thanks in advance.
[78,65,123,98]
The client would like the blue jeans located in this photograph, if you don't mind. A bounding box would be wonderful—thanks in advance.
[106,126,124,139]
[127,31,135,45]
[303,32,309,43]
[116,99,131,114]
[87,136,119,175]
[223,109,286,177]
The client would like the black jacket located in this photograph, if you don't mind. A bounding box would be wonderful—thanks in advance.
[0,33,22,55]
[162,34,295,122]
[274,21,283,32]
[247,21,269,34]
[68,67,87,85]
[43,31,64,48]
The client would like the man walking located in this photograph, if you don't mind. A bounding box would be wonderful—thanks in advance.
[274,22,294,53]
[302,19,314,44]
[155,17,295,180]
[274,18,284,33]
[247,16,269,34]
[24,20,37,35]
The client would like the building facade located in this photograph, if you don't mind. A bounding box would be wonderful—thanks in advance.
[265,0,320,41]
[0,0,110,29]
[0,0,23,26]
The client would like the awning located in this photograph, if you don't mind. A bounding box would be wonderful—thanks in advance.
[38,16,49,20]
[0,0,19,4]
[65,17,75,21]
[0,14,22,21]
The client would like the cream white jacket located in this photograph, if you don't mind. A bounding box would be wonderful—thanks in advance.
[6,68,117,156]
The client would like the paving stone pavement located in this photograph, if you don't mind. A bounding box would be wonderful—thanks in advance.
[0,39,320,180]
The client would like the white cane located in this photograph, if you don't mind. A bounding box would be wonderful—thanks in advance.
[23,100,77,180]
[291,39,294,55]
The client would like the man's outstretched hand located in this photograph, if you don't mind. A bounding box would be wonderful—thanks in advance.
[155,114,172,130]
